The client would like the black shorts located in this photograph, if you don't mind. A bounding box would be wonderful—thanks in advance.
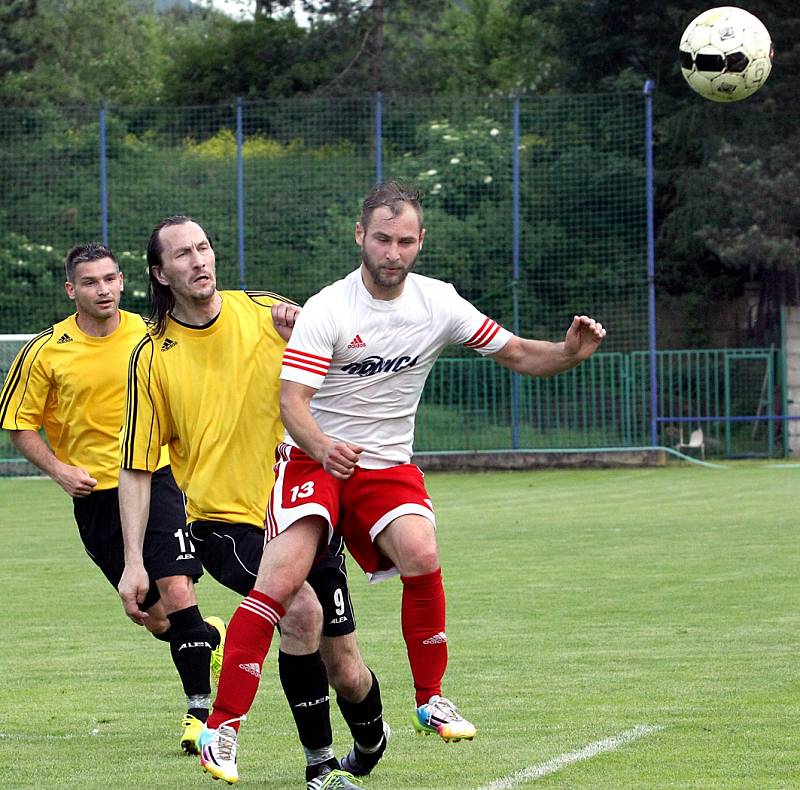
[73,466,202,611]
[188,522,356,637]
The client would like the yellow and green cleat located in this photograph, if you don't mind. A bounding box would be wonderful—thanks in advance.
[204,616,226,686]
[180,712,204,755]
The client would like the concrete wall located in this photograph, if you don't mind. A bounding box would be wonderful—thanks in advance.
[412,449,667,471]
[784,305,800,455]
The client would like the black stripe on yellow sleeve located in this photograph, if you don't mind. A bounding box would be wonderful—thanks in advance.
[245,290,298,307]
[0,327,54,426]
[121,334,155,469]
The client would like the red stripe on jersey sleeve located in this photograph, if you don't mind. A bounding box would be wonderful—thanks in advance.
[465,317,500,349]
[282,348,330,376]
[284,346,331,365]
[464,317,492,347]
[470,323,501,349]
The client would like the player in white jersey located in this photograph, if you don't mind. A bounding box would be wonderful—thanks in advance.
[200,182,606,774]
[279,269,512,471]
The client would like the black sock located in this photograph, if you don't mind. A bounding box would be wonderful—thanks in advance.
[337,669,384,749]
[278,650,333,751]
[167,605,215,700]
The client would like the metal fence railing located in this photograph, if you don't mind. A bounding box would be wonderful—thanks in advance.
[416,347,785,458]
[0,334,787,476]
[649,347,781,458]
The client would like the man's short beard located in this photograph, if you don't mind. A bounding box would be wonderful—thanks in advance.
[361,250,418,287]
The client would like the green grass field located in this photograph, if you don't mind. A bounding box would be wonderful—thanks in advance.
[2,465,798,789]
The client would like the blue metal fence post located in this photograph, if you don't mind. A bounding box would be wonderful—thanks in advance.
[99,99,108,246]
[511,95,521,448]
[375,91,383,184]
[644,80,658,446]
[236,97,246,289]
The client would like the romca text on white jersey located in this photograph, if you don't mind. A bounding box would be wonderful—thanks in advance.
[280,270,512,468]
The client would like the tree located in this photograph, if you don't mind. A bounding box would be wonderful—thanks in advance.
[662,138,800,344]
[162,15,326,102]
[0,0,171,105]
[524,0,800,346]
[0,0,38,81]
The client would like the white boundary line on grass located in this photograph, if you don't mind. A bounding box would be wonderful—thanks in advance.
[476,724,664,790]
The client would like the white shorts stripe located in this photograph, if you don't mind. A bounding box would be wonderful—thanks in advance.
[269,443,334,544]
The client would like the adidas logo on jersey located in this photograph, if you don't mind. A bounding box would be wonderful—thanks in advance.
[239,662,261,678]
[161,338,177,351]
[347,334,366,349]
[56,333,73,344]
[422,631,448,645]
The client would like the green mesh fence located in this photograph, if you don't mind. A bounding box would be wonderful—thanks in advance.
[0,94,647,344]
[375,94,649,351]
[0,93,657,473]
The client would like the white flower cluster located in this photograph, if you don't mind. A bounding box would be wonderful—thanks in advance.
[412,118,504,194]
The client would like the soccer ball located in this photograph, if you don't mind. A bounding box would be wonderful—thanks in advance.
[679,6,773,102]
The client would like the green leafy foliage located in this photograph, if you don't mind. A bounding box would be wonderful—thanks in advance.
[0,233,65,332]
[161,15,321,103]
[2,0,800,348]
[0,0,168,105]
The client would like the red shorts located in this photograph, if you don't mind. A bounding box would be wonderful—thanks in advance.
[266,443,435,582]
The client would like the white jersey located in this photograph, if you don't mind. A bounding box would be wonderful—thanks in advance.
[280,269,512,468]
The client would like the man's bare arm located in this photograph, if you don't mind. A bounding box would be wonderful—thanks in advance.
[117,467,155,625]
[10,429,97,497]
[491,315,606,377]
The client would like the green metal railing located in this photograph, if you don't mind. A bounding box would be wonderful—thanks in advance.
[0,341,786,471]
[646,348,780,458]
[415,347,784,457]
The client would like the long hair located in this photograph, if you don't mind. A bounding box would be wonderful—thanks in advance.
[360,181,423,231]
[65,242,118,282]
[146,215,213,337]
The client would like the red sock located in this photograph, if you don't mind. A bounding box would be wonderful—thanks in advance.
[208,590,285,730]
[401,567,447,706]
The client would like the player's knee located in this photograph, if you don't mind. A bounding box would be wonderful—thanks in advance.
[155,575,196,611]
[280,585,323,650]
[148,622,171,640]
[400,544,440,575]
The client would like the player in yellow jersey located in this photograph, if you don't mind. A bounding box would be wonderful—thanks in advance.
[118,216,387,789]
[0,242,224,755]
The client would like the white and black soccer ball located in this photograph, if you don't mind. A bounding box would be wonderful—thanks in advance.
[679,6,773,102]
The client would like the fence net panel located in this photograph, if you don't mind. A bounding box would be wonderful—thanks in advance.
[0,94,654,473]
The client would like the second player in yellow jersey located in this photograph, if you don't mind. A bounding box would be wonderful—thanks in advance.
[0,242,222,755]
[118,216,389,789]
[2,309,160,489]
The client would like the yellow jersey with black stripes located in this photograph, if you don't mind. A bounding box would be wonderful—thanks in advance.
[121,290,289,526]
[0,310,165,490]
